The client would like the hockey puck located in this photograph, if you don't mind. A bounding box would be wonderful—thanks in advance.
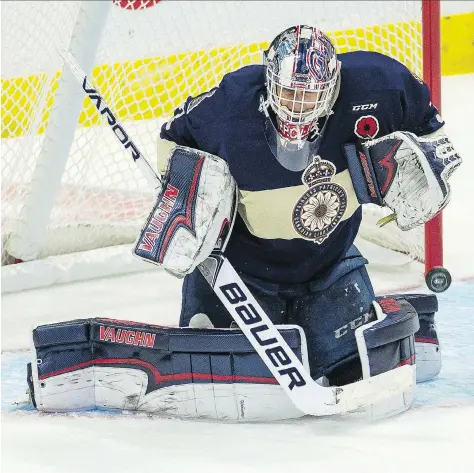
[425,266,452,293]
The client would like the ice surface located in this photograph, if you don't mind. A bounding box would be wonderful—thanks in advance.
[1,74,473,473]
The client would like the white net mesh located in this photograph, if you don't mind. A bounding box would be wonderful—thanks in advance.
[1,0,425,264]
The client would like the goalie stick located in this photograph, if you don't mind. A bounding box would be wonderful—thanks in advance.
[59,48,413,416]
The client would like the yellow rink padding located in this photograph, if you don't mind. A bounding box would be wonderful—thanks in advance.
[2,13,472,139]
[441,12,474,76]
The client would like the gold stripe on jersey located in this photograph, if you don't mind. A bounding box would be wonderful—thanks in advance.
[238,169,360,240]
[156,137,176,173]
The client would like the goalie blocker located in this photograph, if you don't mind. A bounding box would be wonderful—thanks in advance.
[27,294,438,421]
[133,145,237,278]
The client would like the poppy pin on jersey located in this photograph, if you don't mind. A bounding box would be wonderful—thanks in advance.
[354,115,379,139]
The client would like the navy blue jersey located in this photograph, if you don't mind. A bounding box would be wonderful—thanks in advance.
[160,51,444,284]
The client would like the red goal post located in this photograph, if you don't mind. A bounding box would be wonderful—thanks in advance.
[422,0,443,274]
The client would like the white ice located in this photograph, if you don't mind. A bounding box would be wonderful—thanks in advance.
[2,74,474,473]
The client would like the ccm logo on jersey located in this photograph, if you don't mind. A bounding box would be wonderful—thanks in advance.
[351,102,378,113]
[219,282,306,391]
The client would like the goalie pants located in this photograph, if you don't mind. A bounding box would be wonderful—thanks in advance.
[180,245,375,382]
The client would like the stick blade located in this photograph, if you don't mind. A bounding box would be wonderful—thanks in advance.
[330,365,415,415]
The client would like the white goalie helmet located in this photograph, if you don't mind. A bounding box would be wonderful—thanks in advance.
[264,25,341,142]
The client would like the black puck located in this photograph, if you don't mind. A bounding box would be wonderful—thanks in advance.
[425,266,452,293]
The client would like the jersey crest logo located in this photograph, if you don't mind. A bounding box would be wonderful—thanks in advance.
[354,115,379,139]
[292,156,347,244]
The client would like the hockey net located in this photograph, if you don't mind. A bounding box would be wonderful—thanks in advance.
[1,0,439,289]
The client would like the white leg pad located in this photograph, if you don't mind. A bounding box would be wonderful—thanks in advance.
[415,341,442,382]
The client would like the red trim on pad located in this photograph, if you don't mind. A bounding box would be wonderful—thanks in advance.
[415,337,439,345]
[40,358,278,385]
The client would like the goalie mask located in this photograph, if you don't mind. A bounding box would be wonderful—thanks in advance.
[263,25,341,144]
